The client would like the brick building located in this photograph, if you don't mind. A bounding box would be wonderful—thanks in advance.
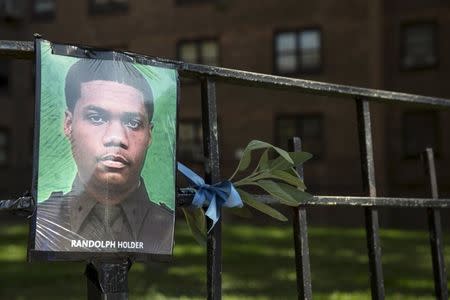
[0,0,449,226]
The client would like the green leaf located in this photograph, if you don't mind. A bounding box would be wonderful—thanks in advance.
[289,151,313,165]
[237,149,252,172]
[276,182,313,203]
[270,170,306,190]
[238,189,287,221]
[245,140,293,165]
[256,149,270,171]
[267,151,312,171]
[286,167,301,178]
[181,207,206,246]
[254,180,299,206]
[230,140,294,180]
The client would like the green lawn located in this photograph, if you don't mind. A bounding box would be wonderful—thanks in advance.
[0,220,448,299]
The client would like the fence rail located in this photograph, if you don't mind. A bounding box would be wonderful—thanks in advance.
[2,40,450,107]
[1,39,449,300]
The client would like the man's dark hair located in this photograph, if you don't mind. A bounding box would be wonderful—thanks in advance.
[65,59,154,121]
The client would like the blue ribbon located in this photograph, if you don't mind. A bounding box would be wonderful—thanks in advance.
[177,162,243,231]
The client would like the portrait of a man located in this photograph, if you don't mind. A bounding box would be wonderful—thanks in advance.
[32,40,177,257]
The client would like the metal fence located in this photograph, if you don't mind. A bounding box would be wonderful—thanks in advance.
[1,40,450,300]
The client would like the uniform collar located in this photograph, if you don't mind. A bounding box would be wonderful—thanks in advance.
[68,176,151,239]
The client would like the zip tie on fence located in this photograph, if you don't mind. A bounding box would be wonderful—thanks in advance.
[177,162,243,231]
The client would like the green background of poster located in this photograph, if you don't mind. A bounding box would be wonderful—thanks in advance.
[37,41,177,210]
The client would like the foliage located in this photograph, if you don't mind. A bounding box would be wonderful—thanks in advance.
[182,140,313,244]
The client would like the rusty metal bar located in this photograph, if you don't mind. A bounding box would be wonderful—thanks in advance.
[0,195,34,216]
[3,193,450,219]
[356,99,385,300]
[0,40,33,59]
[423,148,448,299]
[201,77,222,300]
[1,40,450,108]
[295,196,450,208]
[85,258,131,300]
[289,137,313,300]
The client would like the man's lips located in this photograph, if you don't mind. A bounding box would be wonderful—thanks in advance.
[98,154,130,169]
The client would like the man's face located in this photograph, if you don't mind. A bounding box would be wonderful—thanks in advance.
[64,80,151,194]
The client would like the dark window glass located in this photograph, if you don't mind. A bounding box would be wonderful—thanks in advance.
[33,0,55,19]
[276,115,324,159]
[275,29,322,74]
[0,60,9,94]
[403,111,440,158]
[401,23,437,69]
[0,129,10,166]
[90,0,128,14]
[178,40,219,66]
[178,120,203,162]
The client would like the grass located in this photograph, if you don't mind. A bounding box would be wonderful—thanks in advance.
[0,220,448,299]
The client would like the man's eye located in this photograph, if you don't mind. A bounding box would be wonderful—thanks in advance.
[88,114,106,125]
[124,119,142,129]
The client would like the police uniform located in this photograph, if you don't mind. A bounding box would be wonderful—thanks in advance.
[35,177,174,254]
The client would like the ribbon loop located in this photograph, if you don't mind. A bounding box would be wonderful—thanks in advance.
[177,162,243,230]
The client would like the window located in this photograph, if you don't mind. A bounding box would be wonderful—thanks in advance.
[274,28,322,75]
[401,22,437,69]
[90,0,128,14]
[275,115,324,159]
[32,0,55,19]
[403,111,440,159]
[178,120,203,162]
[0,129,10,166]
[177,39,219,66]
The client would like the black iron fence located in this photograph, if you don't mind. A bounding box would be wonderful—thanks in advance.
[1,40,450,300]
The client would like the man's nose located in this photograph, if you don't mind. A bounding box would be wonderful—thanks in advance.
[102,120,129,149]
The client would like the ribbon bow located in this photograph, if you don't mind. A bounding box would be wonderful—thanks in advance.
[177,162,243,230]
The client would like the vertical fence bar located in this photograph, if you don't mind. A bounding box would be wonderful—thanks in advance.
[85,259,131,300]
[355,99,385,300]
[289,137,313,300]
[423,148,448,299]
[201,77,222,300]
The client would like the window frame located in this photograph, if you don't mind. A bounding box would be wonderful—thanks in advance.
[176,38,220,66]
[400,21,438,71]
[274,113,325,160]
[89,0,129,15]
[273,27,323,76]
[177,118,204,163]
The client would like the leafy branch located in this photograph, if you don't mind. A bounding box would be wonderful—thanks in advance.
[182,140,313,244]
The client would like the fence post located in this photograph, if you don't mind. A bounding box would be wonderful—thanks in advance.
[201,77,222,300]
[85,258,131,300]
[289,137,313,300]
[422,148,448,299]
[355,99,385,300]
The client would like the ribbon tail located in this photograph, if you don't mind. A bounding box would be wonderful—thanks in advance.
[177,162,205,187]
[223,183,244,208]
[205,194,219,233]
